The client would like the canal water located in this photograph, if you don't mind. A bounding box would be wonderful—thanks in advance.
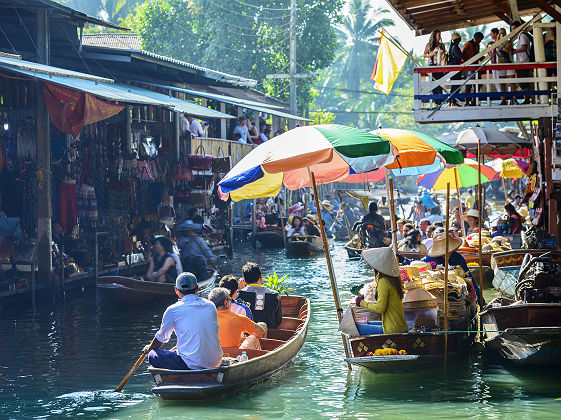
[1,243,560,419]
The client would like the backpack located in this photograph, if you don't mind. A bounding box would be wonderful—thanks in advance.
[520,31,535,62]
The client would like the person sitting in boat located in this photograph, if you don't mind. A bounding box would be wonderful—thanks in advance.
[504,203,523,234]
[461,209,480,235]
[219,275,253,320]
[209,287,267,350]
[357,201,386,248]
[238,262,283,329]
[286,216,306,237]
[421,232,481,301]
[176,220,216,282]
[398,229,428,255]
[146,236,177,283]
[143,272,223,370]
[302,216,321,237]
[354,247,407,334]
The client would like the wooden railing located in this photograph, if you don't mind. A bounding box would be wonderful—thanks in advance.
[190,137,254,167]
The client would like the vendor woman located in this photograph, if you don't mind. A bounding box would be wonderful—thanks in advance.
[146,236,177,283]
[421,232,481,301]
[355,247,407,334]
[461,209,481,235]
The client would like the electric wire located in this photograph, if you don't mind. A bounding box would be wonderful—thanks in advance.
[9,0,44,63]
[228,0,291,11]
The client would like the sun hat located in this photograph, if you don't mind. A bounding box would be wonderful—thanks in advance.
[451,32,461,41]
[428,232,463,257]
[176,272,198,292]
[320,200,334,211]
[461,209,480,222]
[361,247,400,277]
[175,219,203,231]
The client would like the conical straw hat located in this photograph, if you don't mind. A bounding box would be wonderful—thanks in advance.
[428,232,463,257]
[362,247,400,277]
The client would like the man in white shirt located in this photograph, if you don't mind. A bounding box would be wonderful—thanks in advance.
[186,115,205,137]
[510,21,531,104]
[233,116,248,143]
[143,272,223,370]
[179,113,190,136]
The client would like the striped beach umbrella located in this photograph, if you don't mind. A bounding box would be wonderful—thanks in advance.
[417,159,500,190]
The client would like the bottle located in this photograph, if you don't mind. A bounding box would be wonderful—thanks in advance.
[238,351,248,362]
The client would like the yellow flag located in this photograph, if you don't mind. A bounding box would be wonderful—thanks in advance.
[371,30,408,95]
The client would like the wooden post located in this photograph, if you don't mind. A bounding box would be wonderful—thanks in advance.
[252,198,257,249]
[477,140,484,308]
[310,171,352,365]
[453,167,466,236]
[444,182,451,367]
[174,111,180,162]
[228,202,234,258]
[126,105,132,153]
[220,103,227,140]
[389,178,399,265]
[277,194,287,248]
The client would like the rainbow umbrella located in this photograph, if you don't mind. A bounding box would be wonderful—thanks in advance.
[417,159,500,190]
[218,124,395,201]
[488,158,529,179]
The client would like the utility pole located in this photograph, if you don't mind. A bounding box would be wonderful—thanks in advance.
[289,0,297,127]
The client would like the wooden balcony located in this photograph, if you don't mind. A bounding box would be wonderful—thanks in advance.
[413,62,557,124]
[190,137,254,166]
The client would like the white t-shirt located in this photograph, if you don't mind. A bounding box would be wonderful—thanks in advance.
[233,125,248,143]
[179,116,190,135]
[514,32,530,63]
[190,119,205,137]
[259,133,269,143]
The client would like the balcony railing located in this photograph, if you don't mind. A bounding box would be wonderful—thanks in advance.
[190,137,254,167]
[413,62,557,123]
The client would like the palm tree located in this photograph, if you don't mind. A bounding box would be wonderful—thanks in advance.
[103,0,139,22]
[327,0,394,98]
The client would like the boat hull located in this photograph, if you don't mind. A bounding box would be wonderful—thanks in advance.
[149,296,310,399]
[286,236,328,255]
[255,229,285,248]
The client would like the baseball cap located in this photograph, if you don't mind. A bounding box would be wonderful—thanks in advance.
[176,272,198,292]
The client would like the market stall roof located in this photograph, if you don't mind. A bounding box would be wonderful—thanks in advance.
[136,80,312,122]
[385,0,541,34]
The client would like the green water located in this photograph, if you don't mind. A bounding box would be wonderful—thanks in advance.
[1,244,560,419]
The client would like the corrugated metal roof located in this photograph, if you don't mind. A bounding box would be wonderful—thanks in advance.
[0,55,112,83]
[82,34,141,50]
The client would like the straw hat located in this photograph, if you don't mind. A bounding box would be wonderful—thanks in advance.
[451,32,461,41]
[461,209,480,222]
[428,232,463,257]
[320,200,334,211]
[362,247,400,277]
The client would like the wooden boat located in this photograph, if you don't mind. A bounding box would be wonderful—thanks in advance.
[97,269,218,305]
[148,295,310,399]
[344,240,361,259]
[345,316,477,373]
[481,298,561,365]
[458,250,493,266]
[491,250,561,299]
[286,235,330,256]
[255,227,285,248]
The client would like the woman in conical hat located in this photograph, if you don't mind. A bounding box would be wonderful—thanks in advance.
[355,247,407,334]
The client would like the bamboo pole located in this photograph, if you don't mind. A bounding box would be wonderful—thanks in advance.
[277,194,287,248]
[477,140,484,309]
[444,182,451,368]
[502,177,508,204]
[310,171,352,366]
[389,178,399,266]
[453,167,466,236]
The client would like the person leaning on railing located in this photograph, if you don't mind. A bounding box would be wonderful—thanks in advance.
[423,29,446,106]
[510,20,532,105]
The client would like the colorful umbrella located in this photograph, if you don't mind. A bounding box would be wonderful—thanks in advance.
[417,159,500,190]
[218,124,395,201]
[454,127,532,156]
[374,128,464,176]
[339,168,385,183]
[488,158,529,179]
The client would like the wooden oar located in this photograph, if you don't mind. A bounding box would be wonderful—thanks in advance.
[115,337,155,392]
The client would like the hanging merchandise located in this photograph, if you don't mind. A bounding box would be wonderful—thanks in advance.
[189,190,208,208]
[187,144,212,171]
[188,172,214,190]
[59,181,77,234]
[77,184,99,230]
[139,135,158,159]
[174,162,192,181]
[173,185,191,204]
[211,147,231,173]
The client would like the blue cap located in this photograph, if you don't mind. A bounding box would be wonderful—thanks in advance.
[176,272,198,292]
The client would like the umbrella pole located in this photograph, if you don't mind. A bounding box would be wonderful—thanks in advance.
[389,178,399,266]
[502,177,508,204]
[444,182,451,369]
[454,167,466,236]
[277,194,287,249]
[477,140,484,312]
[310,171,352,367]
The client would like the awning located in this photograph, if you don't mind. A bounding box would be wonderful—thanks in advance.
[0,63,235,118]
[136,81,312,122]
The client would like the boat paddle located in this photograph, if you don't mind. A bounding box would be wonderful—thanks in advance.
[192,236,223,278]
[115,337,155,392]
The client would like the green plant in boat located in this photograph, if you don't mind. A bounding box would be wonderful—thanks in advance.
[263,272,293,298]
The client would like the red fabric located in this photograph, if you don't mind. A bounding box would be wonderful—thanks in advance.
[59,181,77,235]
[465,148,532,159]
[43,82,124,135]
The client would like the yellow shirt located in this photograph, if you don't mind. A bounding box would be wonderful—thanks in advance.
[465,195,475,209]
[360,277,407,334]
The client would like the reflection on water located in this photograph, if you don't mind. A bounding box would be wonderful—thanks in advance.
[1,242,560,419]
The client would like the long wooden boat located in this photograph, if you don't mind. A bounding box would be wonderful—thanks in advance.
[255,227,285,248]
[344,241,361,259]
[491,250,561,299]
[286,235,331,256]
[481,298,561,365]
[97,269,217,305]
[148,295,310,399]
[345,315,477,373]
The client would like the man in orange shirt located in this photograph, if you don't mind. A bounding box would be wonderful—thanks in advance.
[461,32,484,106]
[209,287,266,350]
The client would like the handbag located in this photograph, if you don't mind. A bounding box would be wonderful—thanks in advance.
[174,162,192,181]
[211,147,231,173]
[187,144,213,171]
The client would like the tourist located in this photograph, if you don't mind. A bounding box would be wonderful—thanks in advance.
[398,229,428,255]
[461,208,480,234]
[302,216,321,237]
[176,220,216,282]
[255,123,270,144]
[418,218,430,240]
[448,32,463,73]
[395,218,407,241]
[422,233,481,300]
[422,225,438,250]
[465,189,475,209]
[209,287,266,350]
[186,115,205,138]
[238,262,283,329]
[246,119,260,144]
[507,189,516,203]
[450,207,467,234]
[510,21,532,104]
[319,200,335,237]
[233,116,248,143]
[219,275,253,320]
[403,223,414,237]
[156,235,183,277]
[146,236,176,283]
[504,203,523,233]
[359,201,386,248]
[286,216,305,237]
[423,29,446,105]
[461,32,484,106]
[179,113,190,136]
[514,194,522,209]
[143,273,223,370]
[355,247,407,334]
[545,29,556,76]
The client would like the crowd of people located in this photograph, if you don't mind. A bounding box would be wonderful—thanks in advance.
[424,20,556,106]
